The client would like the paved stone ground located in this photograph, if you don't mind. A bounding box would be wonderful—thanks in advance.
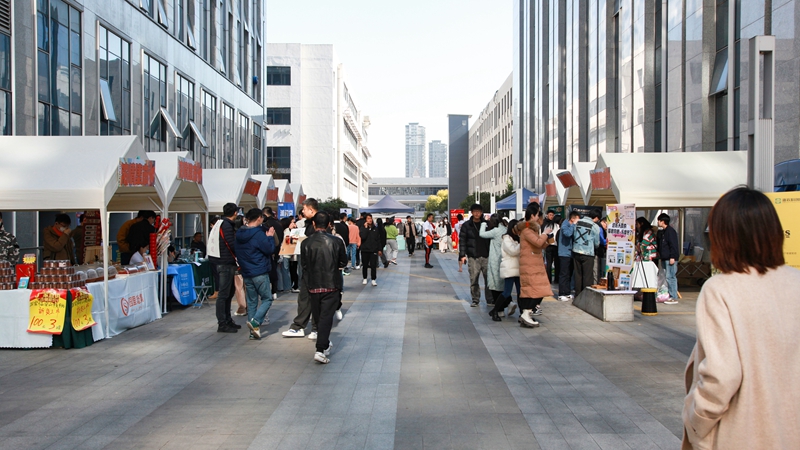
[0,250,698,449]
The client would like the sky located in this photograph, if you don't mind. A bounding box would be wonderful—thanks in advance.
[266,0,513,178]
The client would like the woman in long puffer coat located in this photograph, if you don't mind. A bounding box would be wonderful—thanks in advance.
[516,205,553,328]
[479,215,507,312]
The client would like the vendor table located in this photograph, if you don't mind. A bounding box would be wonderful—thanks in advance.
[0,289,95,349]
[174,259,214,292]
[87,271,161,341]
[167,263,197,305]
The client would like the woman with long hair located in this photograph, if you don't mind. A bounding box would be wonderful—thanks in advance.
[635,217,657,262]
[280,216,299,292]
[515,203,553,327]
[681,187,800,449]
[479,214,507,320]
[487,219,521,321]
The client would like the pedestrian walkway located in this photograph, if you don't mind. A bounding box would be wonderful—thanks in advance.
[0,252,695,449]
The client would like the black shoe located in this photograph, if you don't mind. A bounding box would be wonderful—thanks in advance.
[490,311,502,322]
[217,324,238,333]
[227,319,242,329]
[471,301,479,307]
[384,262,390,268]
[424,264,433,268]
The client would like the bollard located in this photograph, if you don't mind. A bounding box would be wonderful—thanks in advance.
[641,288,657,316]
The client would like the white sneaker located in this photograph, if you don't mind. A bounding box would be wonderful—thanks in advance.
[362,279,367,285]
[307,331,318,340]
[335,309,344,320]
[282,329,304,338]
[498,311,505,317]
[371,280,378,287]
[558,296,571,302]
[291,288,300,293]
[533,305,543,316]
[272,293,277,300]
[664,299,679,305]
[508,303,517,316]
[314,352,330,364]
[323,343,333,356]
[355,265,362,270]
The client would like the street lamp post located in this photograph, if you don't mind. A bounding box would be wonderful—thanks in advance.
[490,177,496,213]
[515,163,523,219]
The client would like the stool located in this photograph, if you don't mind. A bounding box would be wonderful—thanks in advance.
[193,284,211,309]
[641,288,657,316]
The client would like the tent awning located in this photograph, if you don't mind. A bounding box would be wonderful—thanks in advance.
[0,136,165,212]
[363,195,414,214]
[274,179,293,203]
[495,188,538,210]
[203,168,252,213]
[146,151,208,213]
[593,151,748,208]
[251,174,276,209]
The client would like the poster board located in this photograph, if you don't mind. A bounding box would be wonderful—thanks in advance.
[605,204,636,290]
[766,192,800,270]
[278,202,296,219]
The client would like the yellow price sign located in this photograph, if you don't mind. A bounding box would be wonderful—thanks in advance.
[766,192,800,270]
[28,289,67,335]
[70,288,96,331]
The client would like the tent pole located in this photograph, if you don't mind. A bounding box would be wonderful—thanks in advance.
[679,208,686,259]
[101,207,110,339]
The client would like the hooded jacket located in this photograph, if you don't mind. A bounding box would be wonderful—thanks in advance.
[234,226,275,278]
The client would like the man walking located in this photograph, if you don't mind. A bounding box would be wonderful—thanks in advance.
[384,218,399,265]
[657,213,680,304]
[404,216,417,256]
[209,203,241,333]
[235,208,276,339]
[301,212,348,364]
[459,204,491,307]
[359,214,382,286]
[557,212,579,301]
[543,210,559,283]
[571,210,601,297]
[422,213,435,268]
[282,198,321,339]
[262,207,284,298]
[346,217,360,270]
[334,213,351,272]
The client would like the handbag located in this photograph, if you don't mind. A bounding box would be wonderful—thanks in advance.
[425,235,433,246]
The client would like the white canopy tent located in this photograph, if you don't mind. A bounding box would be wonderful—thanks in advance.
[544,169,567,209]
[290,183,306,209]
[203,168,252,214]
[0,136,166,338]
[274,179,293,204]
[555,162,594,206]
[251,174,276,210]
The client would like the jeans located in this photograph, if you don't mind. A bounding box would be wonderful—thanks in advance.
[309,290,339,353]
[385,239,398,260]
[662,260,678,299]
[573,253,595,297]
[244,274,273,325]
[558,256,573,297]
[468,256,490,304]
[502,277,520,299]
[214,264,237,326]
[361,251,378,280]
[347,243,358,268]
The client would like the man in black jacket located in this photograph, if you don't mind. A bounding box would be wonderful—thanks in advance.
[210,203,241,333]
[262,207,284,298]
[125,210,157,263]
[459,204,492,307]
[283,198,320,338]
[657,213,680,304]
[359,214,382,286]
[334,213,351,274]
[302,212,348,364]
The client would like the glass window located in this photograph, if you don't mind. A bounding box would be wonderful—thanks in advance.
[238,113,249,169]
[266,66,290,85]
[221,103,234,168]
[343,156,358,180]
[176,73,195,152]
[99,25,131,136]
[710,47,728,95]
[201,90,217,168]
[143,53,168,151]
[266,107,290,125]
[0,31,10,136]
[252,123,262,174]
[266,146,290,181]
[37,0,81,136]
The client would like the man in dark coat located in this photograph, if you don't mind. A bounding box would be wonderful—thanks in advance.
[458,204,491,307]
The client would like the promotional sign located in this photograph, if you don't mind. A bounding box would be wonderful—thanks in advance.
[27,289,67,335]
[70,288,96,331]
[766,192,800,270]
[449,209,464,228]
[243,178,261,197]
[340,208,353,218]
[570,205,602,219]
[177,157,203,183]
[605,204,636,290]
[118,158,156,187]
[547,206,566,218]
[278,202,296,219]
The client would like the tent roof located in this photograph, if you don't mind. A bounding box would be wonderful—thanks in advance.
[0,136,165,212]
[495,188,538,210]
[146,152,208,213]
[775,159,800,187]
[554,162,594,205]
[274,180,292,202]
[251,174,276,209]
[203,168,251,213]
[544,170,567,208]
[363,195,414,213]
[594,151,748,208]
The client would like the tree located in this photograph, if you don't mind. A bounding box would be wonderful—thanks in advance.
[424,189,449,214]
[317,197,348,213]
[497,176,514,201]
[459,192,491,212]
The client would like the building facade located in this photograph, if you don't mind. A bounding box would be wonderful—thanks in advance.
[428,140,448,178]
[448,114,470,210]
[265,43,370,208]
[513,0,800,192]
[368,177,449,217]
[405,122,426,177]
[468,73,513,197]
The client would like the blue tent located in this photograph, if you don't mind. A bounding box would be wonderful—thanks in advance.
[362,195,414,214]
[495,189,538,210]
[775,159,800,191]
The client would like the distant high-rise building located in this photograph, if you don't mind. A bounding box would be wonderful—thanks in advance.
[405,123,426,177]
[448,115,470,210]
[428,140,448,178]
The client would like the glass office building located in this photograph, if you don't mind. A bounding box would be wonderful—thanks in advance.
[513,0,800,192]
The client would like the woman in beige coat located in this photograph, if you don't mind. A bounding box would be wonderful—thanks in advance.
[682,187,800,449]
[515,204,553,328]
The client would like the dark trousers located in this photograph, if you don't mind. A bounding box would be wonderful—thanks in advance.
[215,264,237,326]
[269,255,279,293]
[489,290,513,313]
[406,236,415,254]
[518,297,543,311]
[211,261,220,293]
[310,290,340,353]
[573,253,595,297]
[290,277,318,332]
[361,251,378,280]
[289,261,298,289]
[121,252,133,265]
[558,256,573,297]
[545,246,558,283]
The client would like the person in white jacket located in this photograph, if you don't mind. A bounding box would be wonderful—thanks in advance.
[489,219,522,320]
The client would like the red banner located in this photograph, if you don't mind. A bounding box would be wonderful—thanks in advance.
[590,167,612,190]
[118,159,156,187]
[266,188,279,202]
[545,182,557,197]
[177,158,203,183]
[298,195,307,205]
[450,209,464,228]
[284,192,294,203]
[556,171,578,188]
[243,179,261,197]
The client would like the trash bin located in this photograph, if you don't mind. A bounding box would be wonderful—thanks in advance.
[641,288,657,316]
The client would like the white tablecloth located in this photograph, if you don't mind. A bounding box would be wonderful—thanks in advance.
[87,272,161,341]
[0,289,54,349]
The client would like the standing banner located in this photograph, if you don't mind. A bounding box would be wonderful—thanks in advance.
[340,208,353,218]
[70,288,96,331]
[605,204,636,290]
[27,289,68,334]
[278,202,296,219]
[766,192,800,270]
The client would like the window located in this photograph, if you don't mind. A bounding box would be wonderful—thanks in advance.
[176,74,195,152]
[345,120,358,149]
[344,179,357,193]
[238,113,249,168]
[266,107,290,125]
[176,0,197,48]
[267,66,290,85]
[99,26,131,136]
[141,0,168,28]
[201,0,212,60]
[252,123,262,174]
[37,0,82,136]
[143,54,177,152]
[343,156,358,180]
[0,0,11,136]
[266,146,290,181]
[221,103,234,168]
[201,91,217,168]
